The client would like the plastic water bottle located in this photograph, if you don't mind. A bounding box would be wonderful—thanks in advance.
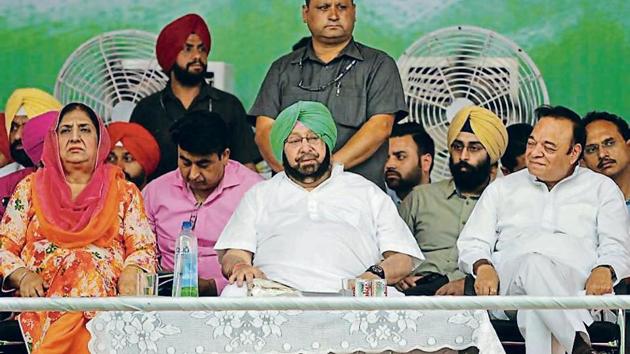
[172,221,199,297]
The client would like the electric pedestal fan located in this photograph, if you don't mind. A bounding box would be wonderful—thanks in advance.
[54,30,169,123]
[397,25,549,181]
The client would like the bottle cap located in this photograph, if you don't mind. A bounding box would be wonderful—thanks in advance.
[182,221,193,230]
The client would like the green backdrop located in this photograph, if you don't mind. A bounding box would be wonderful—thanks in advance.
[0,0,627,120]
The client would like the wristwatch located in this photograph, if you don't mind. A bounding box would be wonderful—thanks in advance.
[366,265,386,279]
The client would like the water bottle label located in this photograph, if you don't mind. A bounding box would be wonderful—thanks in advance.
[175,246,191,254]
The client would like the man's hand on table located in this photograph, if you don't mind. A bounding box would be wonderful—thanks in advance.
[436,278,465,296]
[474,264,499,296]
[394,275,422,292]
[585,266,614,295]
[229,264,266,287]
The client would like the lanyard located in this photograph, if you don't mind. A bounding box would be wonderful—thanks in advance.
[297,57,357,96]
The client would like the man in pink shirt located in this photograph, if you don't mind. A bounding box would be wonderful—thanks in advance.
[142,111,262,295]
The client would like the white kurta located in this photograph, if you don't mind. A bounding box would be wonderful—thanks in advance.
[458,166,630,353]
[215,164,424,293]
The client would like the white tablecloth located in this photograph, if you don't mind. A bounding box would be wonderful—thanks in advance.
[87,309,504,354]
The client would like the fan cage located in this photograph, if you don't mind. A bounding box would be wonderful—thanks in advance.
[397,25,549,181]
[54,30,169,123]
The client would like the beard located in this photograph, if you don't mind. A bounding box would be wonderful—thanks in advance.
[10,140,33,167]
[283,148,331,183]
[172,61,207,87]
[124,170,147,189]
[385,168,422,193]
[449,155,491,193]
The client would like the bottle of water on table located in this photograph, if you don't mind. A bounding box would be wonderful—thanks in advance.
[172,221,199,297]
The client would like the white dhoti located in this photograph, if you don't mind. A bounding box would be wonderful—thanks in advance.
[497,253,594,354]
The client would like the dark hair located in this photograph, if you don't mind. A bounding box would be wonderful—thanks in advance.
[391,122,435,174]
[58,102,101,140]
[305,0,354,6]
[534,105,585,158]
[582,111,629,141]
[170,111,229,156]
[501,123,533,172]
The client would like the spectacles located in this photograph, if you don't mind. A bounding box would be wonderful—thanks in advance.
[284,135,323,147]
[450,142,486,153]
[584,139,617,155]
[297,58,357,95]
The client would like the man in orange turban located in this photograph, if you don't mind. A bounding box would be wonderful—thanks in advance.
[106,122,160,189]
[130,13,259,180]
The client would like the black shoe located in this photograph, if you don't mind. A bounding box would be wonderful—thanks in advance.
[572,332,597,354]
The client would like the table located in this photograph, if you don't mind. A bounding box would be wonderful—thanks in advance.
[87,309,504,353]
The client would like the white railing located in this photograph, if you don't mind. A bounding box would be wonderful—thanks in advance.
[2,295,630,312]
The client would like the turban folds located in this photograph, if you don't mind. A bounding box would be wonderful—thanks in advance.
[447,106,508,163]
[22,111,58,164]
[156,13,211,72]
[270,101,337,163]
[107,122,161,176]
[4,88,62,135]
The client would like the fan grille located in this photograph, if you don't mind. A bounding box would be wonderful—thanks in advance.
[397,25,549,181]
[54,30,168,123]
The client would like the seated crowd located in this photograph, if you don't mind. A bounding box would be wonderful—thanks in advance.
[0,2,628,354]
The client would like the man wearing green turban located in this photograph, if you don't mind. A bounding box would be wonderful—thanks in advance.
[215,101,424,295]
[270,101,337,163]
[269,100,337,187]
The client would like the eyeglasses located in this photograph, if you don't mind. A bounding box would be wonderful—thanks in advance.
[297,58,357,95]
[450,141,486,154]
[584,139,617,155]
[284,135,323,148]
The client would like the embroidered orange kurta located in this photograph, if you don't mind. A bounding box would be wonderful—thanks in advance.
[0,175,157,352]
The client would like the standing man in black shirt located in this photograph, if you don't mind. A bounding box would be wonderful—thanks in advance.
[250,0,407,188]
[131,13,259,180]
